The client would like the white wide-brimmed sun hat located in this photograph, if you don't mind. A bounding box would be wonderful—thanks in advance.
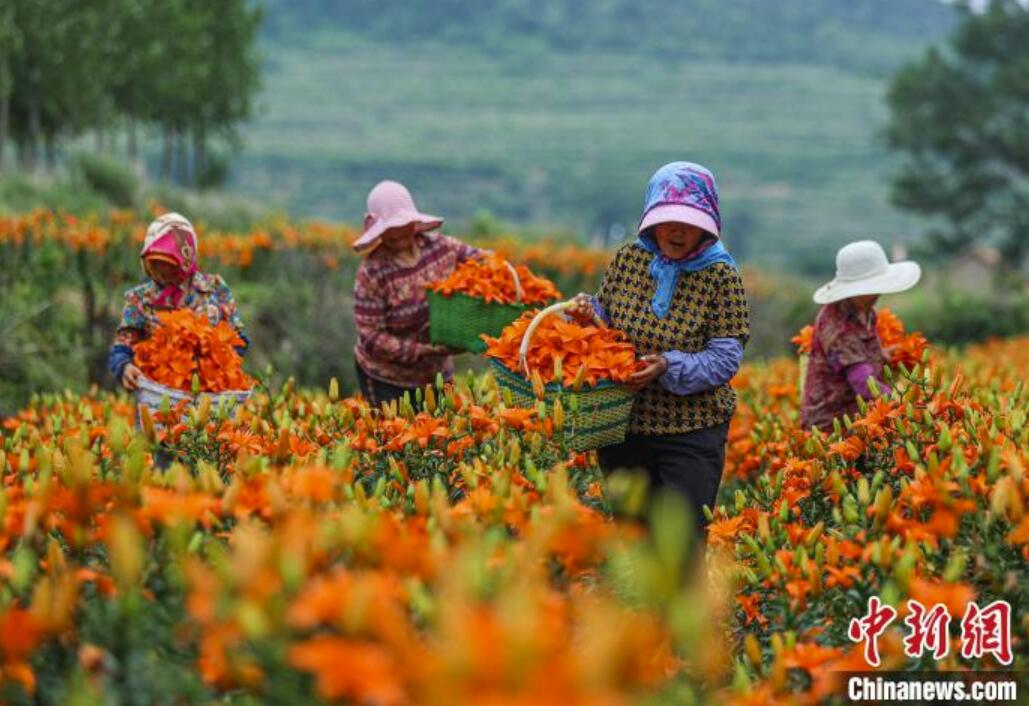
[813,240,921,305]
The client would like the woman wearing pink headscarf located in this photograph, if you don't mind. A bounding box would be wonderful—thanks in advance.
[108,212,249,390]
[352,180,480,405]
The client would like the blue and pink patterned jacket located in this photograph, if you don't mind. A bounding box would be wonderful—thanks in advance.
[108,272,249,382]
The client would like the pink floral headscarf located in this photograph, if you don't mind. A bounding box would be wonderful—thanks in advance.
[141,213,199,308]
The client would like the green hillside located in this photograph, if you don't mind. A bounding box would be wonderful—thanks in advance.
[231,1,955,269]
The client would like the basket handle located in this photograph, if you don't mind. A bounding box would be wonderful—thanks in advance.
[476,250,524,303]
[503,260,524,303]
[518,298,605,377]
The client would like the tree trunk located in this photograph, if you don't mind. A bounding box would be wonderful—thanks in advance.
[127,118,138,162]
[27,85,41,172]
[79,251,109,387]
[0,91,9,169]
[83,269,98,385]
[193,127,206,187]
[127,118,147,182]
[178,129,190,186]
[44,132,56,171]
[171,130,180,185]
[160,125,172,181]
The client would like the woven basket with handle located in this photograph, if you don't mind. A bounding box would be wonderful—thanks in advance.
[428,259,537,353]
[490,300,635,452]
[135,375,252,428]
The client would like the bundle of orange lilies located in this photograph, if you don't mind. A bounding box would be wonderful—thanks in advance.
[791,307,928,367]
[134,310,255,392]
[484,309,645,388]
[427,254,561,305]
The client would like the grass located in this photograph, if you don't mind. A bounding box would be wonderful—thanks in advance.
[233,36,924,269]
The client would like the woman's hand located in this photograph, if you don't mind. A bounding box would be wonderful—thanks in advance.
[625,354,668,391]
[121,363,143,391]
[424,343,464,356]
[569,293,594,319]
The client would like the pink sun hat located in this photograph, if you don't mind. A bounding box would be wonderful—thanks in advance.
[638,203,720,238]
[352,180,444,253]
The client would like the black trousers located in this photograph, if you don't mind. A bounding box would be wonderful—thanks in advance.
[354,361,418,407]
[598,422,729,538]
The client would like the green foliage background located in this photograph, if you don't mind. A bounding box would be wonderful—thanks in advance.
[229,0,956,269]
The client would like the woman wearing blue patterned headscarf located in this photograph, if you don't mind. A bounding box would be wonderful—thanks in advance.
[575,162,750,548]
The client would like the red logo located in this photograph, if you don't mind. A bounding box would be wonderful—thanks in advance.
[849,596,898,667]
[903,600,951,660]
[960,600,1013,665]
[851,596,1013,667]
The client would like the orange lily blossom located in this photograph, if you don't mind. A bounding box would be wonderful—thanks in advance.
[428,253,561,306]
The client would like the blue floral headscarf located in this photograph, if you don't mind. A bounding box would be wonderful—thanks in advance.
[637,162,738,318]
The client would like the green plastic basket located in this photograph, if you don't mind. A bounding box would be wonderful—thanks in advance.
[488,300,635,452]
[428,290,530,353]
[429,259,544,353]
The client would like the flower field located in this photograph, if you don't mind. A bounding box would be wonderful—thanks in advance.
[0,209,629,414]
[1,299,1026,703]
[0,208,612,281]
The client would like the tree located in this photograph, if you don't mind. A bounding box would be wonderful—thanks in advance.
[885,0,1029,275]
[0,6,21,168]
[187,0,263,187]
[6,0,120,170]
[2,0,262,184]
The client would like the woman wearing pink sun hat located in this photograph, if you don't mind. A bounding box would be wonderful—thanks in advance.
[352,180,482,405]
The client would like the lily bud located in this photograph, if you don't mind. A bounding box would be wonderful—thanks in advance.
[275,427,290,462]
[139,406,156,441]
[571,363,587,392]
[530,369,546,400]
[867,376,881,398]
[552,397,564,432]
[943,551,967,583]
[874,485,894,525]
[842,495,859,524]
[857,478,870,505]
[745,634,763,668]
[804,522,824,548]
[414,479,429,515]
[195,395,211,429]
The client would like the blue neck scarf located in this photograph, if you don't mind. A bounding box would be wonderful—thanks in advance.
[638,236,737,319]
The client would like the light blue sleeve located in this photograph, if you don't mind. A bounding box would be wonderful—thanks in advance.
[659,337,745,395]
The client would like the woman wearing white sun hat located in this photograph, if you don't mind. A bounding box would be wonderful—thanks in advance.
[800,240,921,432]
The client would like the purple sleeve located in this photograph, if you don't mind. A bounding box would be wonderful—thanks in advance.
[587,295,612,326]
[846,362,891,398]
[658,338,744,395]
